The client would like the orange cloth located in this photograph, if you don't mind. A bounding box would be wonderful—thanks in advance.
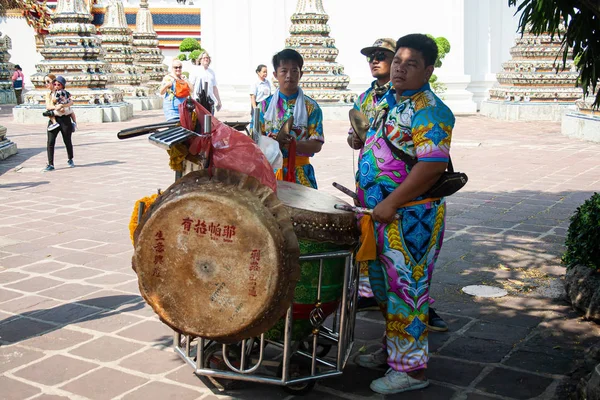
[356,214,376,261]
[355,197,441,262]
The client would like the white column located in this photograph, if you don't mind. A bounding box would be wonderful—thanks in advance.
[433,0,477,114]
[465,0,520,110]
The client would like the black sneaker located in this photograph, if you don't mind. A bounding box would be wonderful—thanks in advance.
[357,296,379,312]
[427,308,448,332]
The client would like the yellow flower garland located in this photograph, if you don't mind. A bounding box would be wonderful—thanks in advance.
[129,193,159,244]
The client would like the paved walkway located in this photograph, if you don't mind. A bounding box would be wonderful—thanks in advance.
[1,106,600,400]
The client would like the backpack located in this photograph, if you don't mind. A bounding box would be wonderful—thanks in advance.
[174,78,190,98]
[13,71,23,89]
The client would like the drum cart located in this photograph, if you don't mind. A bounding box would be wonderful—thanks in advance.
[123,108,361,394]
[173,249,359,394]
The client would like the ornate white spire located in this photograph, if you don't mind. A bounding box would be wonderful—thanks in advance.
[25,0,126,106]
[295,0,326,14]
[133,0,167,95]
[102,0,128,29]
[55,0,90,17]
[136,0,157,34]
[285,0,354,103]
[100,0,144,97]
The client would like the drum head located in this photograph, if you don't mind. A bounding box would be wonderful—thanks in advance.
[276,181,359,245]
[133,169,300,343]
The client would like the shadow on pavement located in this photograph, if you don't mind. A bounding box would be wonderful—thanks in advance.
[71,160,125,168]
[0,181,49,190]
[0,295,144,346]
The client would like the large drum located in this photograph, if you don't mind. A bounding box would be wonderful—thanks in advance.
[265,181,359,341]
[132,169,300,343]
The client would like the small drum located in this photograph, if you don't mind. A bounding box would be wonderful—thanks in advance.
[265,181,359,341]
[132,169,300,343]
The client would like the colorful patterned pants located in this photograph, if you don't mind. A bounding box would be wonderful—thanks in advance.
[358,261,374,298]
[368,199,446,372]
[280,163,318,189]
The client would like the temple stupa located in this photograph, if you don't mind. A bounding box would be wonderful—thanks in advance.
[14,0,132,123]
[99,0,150,110]
[481,29,582,121]
[0,32,18,159]
[284,0,354,104]
[0,33,16,104]
[132,0,167,103]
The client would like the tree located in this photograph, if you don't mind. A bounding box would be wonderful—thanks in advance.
[509,0,600,108]
[179,38,201,53]
[426,35,451,94]
[189,49,201,62]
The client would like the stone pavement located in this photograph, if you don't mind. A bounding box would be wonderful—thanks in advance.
[1,106,600,400]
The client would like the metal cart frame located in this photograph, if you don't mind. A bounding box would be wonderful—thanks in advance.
[173,249,359,392]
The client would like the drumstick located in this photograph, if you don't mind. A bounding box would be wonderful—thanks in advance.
[332,182,358,200]
[334,203,400,220]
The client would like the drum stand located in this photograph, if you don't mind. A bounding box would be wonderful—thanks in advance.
[173,249,359,394]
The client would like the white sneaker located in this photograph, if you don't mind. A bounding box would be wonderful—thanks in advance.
[370,368,429,394]
[355,348,388,369]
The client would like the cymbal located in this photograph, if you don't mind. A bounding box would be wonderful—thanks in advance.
[276,115,294,142]
[349,109,368,143]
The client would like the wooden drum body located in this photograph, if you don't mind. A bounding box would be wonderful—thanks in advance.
[265,181,359,341]
[132,169,300,343]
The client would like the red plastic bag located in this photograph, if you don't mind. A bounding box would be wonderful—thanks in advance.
[179,100,277,192]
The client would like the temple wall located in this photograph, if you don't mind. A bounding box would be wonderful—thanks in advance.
[197,0,520,114]
[2,0,521,115]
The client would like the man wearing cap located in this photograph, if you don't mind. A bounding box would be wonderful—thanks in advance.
[348,38,396,312]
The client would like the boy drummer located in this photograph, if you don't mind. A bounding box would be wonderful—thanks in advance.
[254,49,324,189]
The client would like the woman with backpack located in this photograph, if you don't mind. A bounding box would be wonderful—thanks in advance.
[12,65,24,105]
[160,59,193,122]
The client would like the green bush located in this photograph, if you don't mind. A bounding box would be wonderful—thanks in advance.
[562,192,600,270]
[177,53,187,61]
[179,38,201,53]
[426,34,451,94]
[189,49,201,62]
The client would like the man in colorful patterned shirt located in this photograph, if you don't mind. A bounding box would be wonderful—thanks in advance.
[353,34,454,395]
[256,49,324,189]
[348,38,395,311]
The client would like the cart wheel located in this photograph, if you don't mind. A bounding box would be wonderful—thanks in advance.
[278,362,317,395]
[300,340,333,358]
[203,343,241,389]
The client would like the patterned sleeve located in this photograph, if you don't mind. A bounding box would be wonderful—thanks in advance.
[307,101,324,142]
[411,104,454,163]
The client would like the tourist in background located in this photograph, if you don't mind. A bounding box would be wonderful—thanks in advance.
[190,52,222,113]
[250,64,271,111]
[11,65,24,105]
[43,75,75,172]
[160,59,192,122]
